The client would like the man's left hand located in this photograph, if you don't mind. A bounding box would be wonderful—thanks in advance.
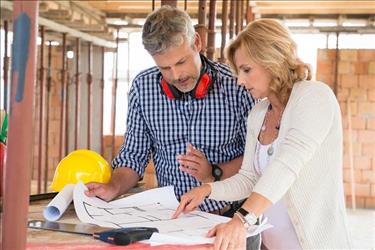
[177,143,214,183]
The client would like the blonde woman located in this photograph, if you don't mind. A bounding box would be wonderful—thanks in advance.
[173,19,351,250]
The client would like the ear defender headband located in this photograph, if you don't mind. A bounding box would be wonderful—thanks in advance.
[160,56,214,100]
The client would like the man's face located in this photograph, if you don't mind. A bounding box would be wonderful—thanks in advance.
[152,34,202,93]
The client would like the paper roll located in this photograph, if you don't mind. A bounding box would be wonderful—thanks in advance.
[43,184,75,221]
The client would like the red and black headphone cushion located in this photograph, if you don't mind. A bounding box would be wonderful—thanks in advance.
[193,73,211,99]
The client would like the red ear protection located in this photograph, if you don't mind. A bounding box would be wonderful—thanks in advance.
[161,72,212,100]
[193,73,211,99]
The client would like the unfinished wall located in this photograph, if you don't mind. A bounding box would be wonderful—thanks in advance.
[31,44,105,193]
[103,135,157,189]
[316,49,375,209]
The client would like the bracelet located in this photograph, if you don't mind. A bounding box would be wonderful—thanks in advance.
[234,212,249,229]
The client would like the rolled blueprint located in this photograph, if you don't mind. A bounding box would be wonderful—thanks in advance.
[43,184,75,221]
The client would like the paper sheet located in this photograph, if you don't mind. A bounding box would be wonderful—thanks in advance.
[73,182,272,245]
[43,184,75,221]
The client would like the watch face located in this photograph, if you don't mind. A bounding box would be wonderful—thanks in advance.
[214,167,222,176]
[244,213,258,225]
[212,165,223,181]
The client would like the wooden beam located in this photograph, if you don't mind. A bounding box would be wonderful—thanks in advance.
[254,1,375,15]
[2,1,39,249]
[1,0,116,48]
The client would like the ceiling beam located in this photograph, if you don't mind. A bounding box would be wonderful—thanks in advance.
[1,1,116,48]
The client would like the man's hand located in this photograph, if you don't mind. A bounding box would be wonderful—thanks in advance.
[85,182,120,202]
[207,215,247,250]
[172,184,211,219]
[177,143,214,183]
[84,167,140,201]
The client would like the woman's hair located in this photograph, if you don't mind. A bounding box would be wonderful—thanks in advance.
[226,19,311,103]
[142,6,195,55]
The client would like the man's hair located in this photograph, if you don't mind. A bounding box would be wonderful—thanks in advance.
[142,6,195,55]
[226,19,312,103]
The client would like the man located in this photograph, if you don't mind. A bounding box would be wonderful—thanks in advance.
[85,6,258,249]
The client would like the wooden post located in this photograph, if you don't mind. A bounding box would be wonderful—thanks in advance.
[235,0,241,35]
[161,0,177,7]
[196,0,207,54]
[111,29,119,159]
[74,38,81,150]
[246,0,255,24]
[333,32,339,96]
[219,0,228,62]
[59,33,67,159]
[64,55,70,154]
[87,42,93,149]
[229,0,236,39]
[37,25,45,194]
[43,41,52,192]
[206,0,217,60]
[100,47,105,156]
[240,0,244,30]
[2,1,38,249]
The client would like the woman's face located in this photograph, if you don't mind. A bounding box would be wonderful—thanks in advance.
[234,45,273,99]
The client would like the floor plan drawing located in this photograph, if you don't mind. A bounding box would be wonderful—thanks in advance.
[72,182,272,245]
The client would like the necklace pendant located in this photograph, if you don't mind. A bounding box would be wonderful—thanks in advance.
[267,145,274,156]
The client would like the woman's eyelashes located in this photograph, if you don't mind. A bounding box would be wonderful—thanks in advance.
[238,65,252,74]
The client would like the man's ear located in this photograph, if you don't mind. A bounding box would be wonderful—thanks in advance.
[194,32,202,52]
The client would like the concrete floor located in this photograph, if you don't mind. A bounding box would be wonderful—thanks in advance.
[347,209,375,249]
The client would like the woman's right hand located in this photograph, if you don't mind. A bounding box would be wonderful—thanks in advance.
[172,184,212,218]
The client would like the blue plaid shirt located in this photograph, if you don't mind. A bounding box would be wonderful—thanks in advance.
[112,58,255,212]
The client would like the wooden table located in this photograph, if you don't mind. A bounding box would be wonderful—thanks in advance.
[27,192,212,250]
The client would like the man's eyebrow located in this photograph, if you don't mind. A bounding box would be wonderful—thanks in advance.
[159,56,187,69]
[176,56,187,64]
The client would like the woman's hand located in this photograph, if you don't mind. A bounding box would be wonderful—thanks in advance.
[172,184,212,219]
[208,215,247,250]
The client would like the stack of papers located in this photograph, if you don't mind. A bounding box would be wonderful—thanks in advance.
[72,182,273,245]
[43,182,272,245]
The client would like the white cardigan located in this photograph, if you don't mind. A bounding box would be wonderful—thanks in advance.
[209,81,352,249]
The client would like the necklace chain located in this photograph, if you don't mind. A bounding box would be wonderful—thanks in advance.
[259,104,284,156]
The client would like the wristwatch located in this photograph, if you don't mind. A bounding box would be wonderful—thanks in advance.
[236,207,257,227]
[211,164,223,181]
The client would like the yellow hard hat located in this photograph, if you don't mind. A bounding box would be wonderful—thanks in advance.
[51,149,112,192]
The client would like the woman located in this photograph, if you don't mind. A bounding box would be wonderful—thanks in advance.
[173,19,351,249]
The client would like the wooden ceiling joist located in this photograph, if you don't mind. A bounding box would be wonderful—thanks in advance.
[1,0,116,48]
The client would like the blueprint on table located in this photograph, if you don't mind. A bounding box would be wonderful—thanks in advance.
[73,182,272,245]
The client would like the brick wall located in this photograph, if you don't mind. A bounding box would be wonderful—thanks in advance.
[31,46,64,192]
[316,49,375,209]
[31,44,105,193]
[103,135,157,189]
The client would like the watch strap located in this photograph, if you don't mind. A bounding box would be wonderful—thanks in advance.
[236,208,257,226]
